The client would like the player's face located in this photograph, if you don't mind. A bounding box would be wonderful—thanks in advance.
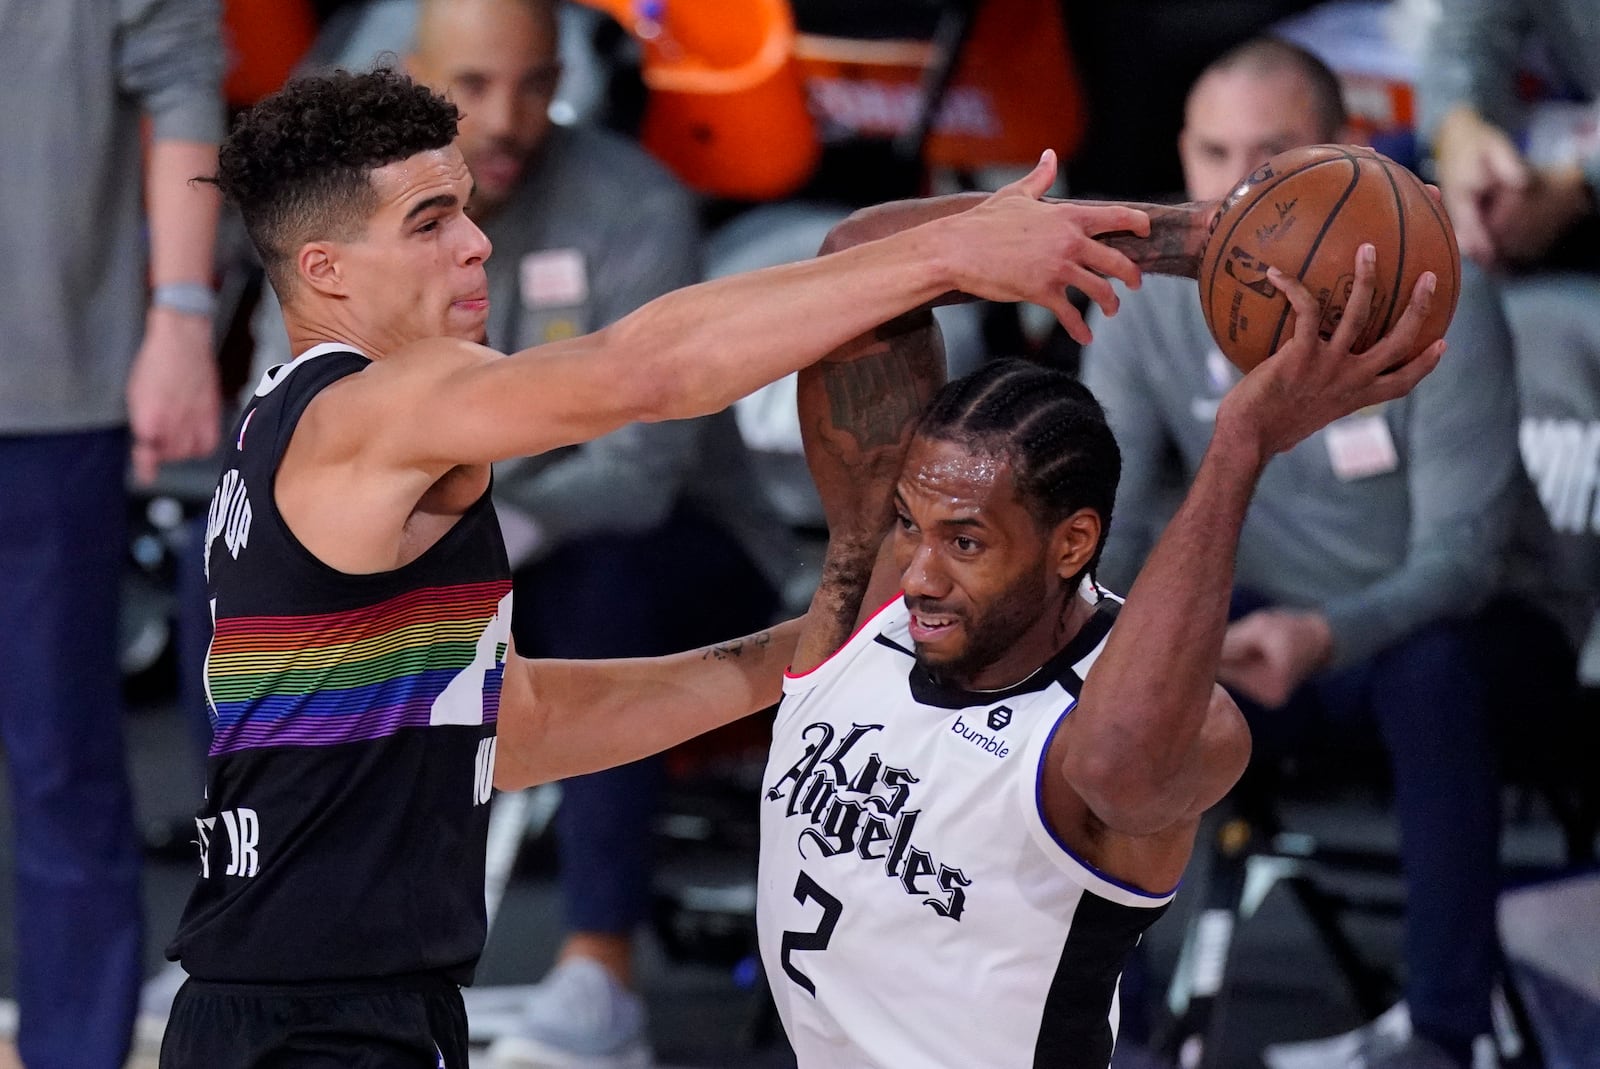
[339,146,492,344]
[892,437,1074,690]
[1179,67,1329,202]
[410,0,561,218]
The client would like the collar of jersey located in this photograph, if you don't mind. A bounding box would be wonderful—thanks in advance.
[895,598,1120,710]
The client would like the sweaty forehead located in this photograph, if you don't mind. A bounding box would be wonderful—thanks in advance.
[368,145,471,208]
[900,437,1017,509]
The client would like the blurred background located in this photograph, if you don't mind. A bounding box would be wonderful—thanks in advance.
[0,1,1596,1067]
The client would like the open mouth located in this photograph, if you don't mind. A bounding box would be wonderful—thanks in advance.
[907,611,960,643]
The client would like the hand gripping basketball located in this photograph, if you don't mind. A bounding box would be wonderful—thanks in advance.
[1215,242,1446,460]
[1199,144,1460,374]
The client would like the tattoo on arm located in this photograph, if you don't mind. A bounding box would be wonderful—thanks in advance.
[805,541,882,658]
[821,334,928,451]
[701,631,773,661]
[795,313,942,666]
[1100,202,1213,279]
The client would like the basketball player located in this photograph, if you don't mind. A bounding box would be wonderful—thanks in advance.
[158,67,1210,1066]
[757,228,1445,1064]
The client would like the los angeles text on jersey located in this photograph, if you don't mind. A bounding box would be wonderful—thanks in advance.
[764,720,971,919]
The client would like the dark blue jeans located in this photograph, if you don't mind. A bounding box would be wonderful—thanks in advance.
[0,430,142,1069]
[1230,591,1500,1055]
[511,506,779,935]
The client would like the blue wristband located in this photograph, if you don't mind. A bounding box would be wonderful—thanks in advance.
[151,281,217,319]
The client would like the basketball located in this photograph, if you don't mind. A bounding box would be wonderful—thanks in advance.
[1198,144,1460,374]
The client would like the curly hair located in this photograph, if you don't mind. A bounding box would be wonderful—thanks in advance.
[213,68,460,295]
[916,358,1121,584]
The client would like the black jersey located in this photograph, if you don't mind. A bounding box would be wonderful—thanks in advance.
[168,344,513,984]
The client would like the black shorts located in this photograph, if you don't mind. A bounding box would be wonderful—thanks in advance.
[158,973,469,1068]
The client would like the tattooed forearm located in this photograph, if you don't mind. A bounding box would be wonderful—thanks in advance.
[1099,201,1217,279]
[701,631,773,661]
[822,340,926,451]
[810,538,883,654]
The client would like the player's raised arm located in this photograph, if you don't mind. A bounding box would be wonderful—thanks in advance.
[1061,247,1445,837]
[789,309,947,675]
[836,191,1217,288]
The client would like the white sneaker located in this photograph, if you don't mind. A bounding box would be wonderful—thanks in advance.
[1262,1003,1414,1069]
[1262,1003,1501,1069]
[486,958,653,1069]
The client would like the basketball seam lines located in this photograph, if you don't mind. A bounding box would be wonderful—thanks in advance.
[1411,171,1460,319]
[1267,152,1363,354]
[1203,153,1347,317]
[1372,158,1408,339]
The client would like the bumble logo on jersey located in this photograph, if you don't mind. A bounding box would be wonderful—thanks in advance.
[950,712,1012,758]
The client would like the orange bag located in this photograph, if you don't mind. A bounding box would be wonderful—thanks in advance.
[795,0,1087,172]
[583,0,821,201]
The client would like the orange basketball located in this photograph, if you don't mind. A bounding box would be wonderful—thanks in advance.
[1198,145,1460,373]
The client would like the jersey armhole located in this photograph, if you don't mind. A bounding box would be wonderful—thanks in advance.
[1018,704,1179,910]
[781,592,904,696]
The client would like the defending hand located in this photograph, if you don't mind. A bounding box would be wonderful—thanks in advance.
[939,150,1152,345]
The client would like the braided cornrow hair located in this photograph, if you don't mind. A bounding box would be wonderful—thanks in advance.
[916,357,1120,584]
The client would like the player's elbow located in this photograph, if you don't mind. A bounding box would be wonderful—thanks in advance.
[1062,741,1194,837]
[1070,769,1188,837]
[1070,691,1254,834]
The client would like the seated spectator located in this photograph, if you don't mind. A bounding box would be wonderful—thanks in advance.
[1081,38,1523,1069]
[1418,0,1600,667]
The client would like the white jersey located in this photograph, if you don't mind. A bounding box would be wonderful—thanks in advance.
[757,590,1174,1069]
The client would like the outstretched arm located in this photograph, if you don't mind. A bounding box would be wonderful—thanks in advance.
[317,152,1151,480]
[495,618,804,790]
[833,193,1217,285]
[1059,247,1447,839]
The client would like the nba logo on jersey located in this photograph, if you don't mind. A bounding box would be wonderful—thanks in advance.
[987,705,1013,731]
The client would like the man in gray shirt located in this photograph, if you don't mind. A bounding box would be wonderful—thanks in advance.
[1419,0,1600,664]
[1082,39,1520,1069]
[248,2,794,1064]
[0,2,224,1066]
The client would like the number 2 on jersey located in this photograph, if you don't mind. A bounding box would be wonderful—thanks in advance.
[779,872,841,996]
